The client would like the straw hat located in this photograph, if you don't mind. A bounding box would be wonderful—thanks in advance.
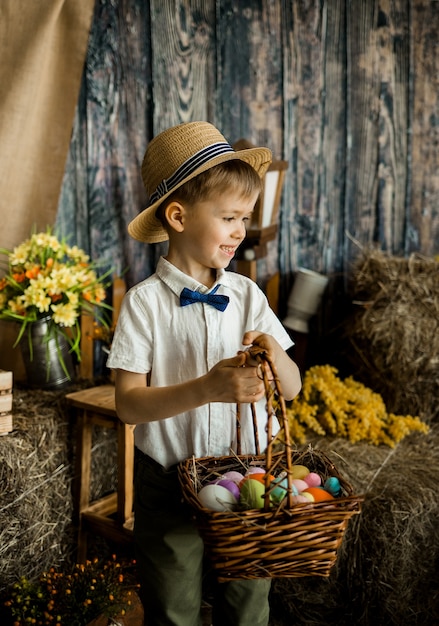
[128,121,272,243]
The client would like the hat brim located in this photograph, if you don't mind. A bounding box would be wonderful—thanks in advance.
[128,146,272,243]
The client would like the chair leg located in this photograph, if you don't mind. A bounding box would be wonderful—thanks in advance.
[77,519,88,563]
[73,412,92,524]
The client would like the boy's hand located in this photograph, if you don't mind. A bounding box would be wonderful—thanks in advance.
[205,353,265,404]
[240,330,302,401]
[241,331,278,364]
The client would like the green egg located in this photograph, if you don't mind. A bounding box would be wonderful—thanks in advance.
[240,478,266,509]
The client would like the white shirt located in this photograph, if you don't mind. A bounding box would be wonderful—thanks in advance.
[107,257,293,469]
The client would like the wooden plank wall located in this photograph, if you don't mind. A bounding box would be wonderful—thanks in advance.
[56,0,439,316]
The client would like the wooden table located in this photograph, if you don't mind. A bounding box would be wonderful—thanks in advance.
[66,385,134,562]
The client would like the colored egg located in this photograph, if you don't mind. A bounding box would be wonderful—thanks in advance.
[291,465,310,479]
[291,494,310,504]
[238,474,273,495]
[222,471,245,484]
[246,467,266,475]
[303,487,334,502]
[270,477,288,503]
[270,486,286,504]
[240,478,266,509]
[292,478,309,492]
[324,476,342,497]
[303,472,322,487]
[301,491,315,502]
[270,476,299,504]
[216,479,240,500]
[249,473,275,485]
[198,484,238,511]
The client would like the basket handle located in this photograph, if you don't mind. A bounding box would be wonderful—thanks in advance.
[236,348,295,509]
[236,401,260,455]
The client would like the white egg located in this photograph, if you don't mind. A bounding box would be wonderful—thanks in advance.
[198,484,238,512]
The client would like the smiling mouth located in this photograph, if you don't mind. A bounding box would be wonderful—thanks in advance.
[221,246,236,256]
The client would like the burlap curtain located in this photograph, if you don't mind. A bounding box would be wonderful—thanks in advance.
[0,0,95,377]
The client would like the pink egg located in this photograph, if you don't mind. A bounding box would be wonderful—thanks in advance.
[222,471,245,484]
[291,494,310,504]
[291,478,309,492]
[303,472,322,487]
[246,467,266,475]
[217,479,240,500]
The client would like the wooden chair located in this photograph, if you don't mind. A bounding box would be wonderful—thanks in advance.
[78,276,126,381]
[66,277,135,562]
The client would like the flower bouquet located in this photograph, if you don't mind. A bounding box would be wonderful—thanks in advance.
[0,228,112,385]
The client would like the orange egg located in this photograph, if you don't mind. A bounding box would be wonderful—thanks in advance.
[239,474,275,489]
[250,473,275,485]
[303,487,334,502]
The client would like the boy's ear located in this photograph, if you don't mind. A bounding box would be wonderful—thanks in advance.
[164,201,186,233]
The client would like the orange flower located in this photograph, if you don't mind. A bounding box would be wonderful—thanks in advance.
[12,272,26,283]
[25,265,40,279]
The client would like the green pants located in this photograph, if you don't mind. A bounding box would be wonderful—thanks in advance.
[134,448,271,626]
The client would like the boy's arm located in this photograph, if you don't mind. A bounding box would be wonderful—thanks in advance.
[114,352,266,425]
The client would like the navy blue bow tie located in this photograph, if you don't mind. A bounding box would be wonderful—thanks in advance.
[180,284,229,312]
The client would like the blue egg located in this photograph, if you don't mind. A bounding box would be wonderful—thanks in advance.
[270,475,298,504]
[324,476,341,496]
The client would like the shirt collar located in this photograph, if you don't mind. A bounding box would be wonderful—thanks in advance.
[156,256,229,298]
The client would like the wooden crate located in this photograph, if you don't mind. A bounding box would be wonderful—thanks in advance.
[0,369,13,435]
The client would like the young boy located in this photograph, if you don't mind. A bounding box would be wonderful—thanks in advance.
[107,121,301,626]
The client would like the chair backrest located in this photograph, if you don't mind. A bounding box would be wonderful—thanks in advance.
[79,276,126,380]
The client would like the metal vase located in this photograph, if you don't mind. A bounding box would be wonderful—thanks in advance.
[20,316,76,390]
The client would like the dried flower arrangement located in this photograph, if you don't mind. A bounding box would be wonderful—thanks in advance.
[285,364,429,447]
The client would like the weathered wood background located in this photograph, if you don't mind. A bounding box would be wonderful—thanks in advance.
[57,0,439,317]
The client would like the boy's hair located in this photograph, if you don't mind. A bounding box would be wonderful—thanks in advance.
[156,160,262,228]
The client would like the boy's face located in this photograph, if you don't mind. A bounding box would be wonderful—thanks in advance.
[167,187,259,281]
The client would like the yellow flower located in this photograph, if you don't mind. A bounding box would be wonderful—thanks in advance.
[0,227,112,366]
[7,296,26,315]
[285,364,429,447]
[25,277,52,313]
[67,245,89,264]
[65,291,79,307]
[51,302,77,327]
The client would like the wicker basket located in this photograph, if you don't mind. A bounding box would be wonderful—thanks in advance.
[178,348,363,582]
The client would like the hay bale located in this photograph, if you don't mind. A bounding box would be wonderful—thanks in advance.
[344,249,439,421]
[269,427,439,626]
[0,389,75,592]
[0,385,118,593]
